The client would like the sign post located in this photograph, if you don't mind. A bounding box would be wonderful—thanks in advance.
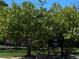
[48,37,64,59]
[48,38,61,48]
[61,37,64,59]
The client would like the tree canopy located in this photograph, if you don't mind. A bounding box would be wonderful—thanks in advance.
[0,0,8,8]
[0,1,79,49]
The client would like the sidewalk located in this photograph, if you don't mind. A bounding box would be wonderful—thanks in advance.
[0,57,21,59]
[0,55,79,59]
[71,55,79,59]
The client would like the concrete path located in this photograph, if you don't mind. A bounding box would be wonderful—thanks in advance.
[0,57,21,59]
[0,56,79,59]
[72,56,79,59]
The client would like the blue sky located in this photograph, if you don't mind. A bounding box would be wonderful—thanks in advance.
[3,0,79,9]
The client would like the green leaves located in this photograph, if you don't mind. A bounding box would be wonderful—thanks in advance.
[0,2,79,48]
[0,0,8,8]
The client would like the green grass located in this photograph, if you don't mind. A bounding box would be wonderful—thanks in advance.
[0,49,27,57]
[72,48,79,56]
[0,47,79,57]
[0,53,26,57]
[75,48,79,52]
[0,49,27,53]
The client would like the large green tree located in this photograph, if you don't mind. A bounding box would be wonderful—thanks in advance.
[0,1,79,55]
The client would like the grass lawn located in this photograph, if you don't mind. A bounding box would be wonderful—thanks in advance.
[0,53,26,57]
[0,47,79,57]
[0,49,27,57]
[73,48,79,56]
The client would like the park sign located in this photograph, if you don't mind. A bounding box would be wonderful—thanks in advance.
[49,38,79,48]
[48,38,62,48]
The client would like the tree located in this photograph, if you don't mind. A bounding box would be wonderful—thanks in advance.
[0,1,79,56]
[0,0,8,8]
